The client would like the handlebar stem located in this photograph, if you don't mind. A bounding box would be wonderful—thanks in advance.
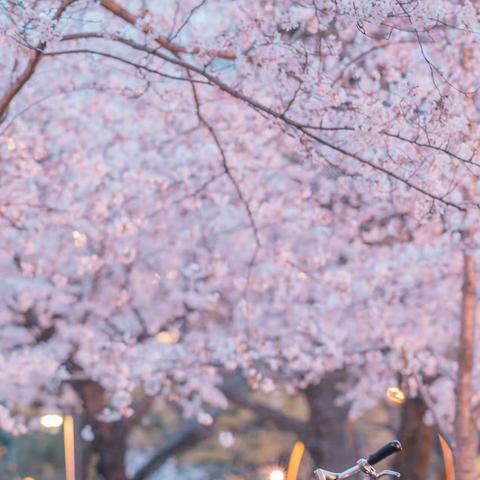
[314,460,363,480]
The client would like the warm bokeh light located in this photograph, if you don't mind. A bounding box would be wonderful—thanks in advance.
[40,413,64,429]
[386,386,406,405]
[72,230,87,247]
[287,441,305,480]
[7,138,16,151]
[23,477,35,480]
[269,468,286,480]
[155,329,180,344]
[166,269,178,280]
[297,271,308,280]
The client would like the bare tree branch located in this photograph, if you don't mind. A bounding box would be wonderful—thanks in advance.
[221,385,308,435]
[132,420,214,480]
[0,0,76,123]
[190,80,260,249]
[67,34,466,211]
[126,396,155,429]
[99,0,236,60]
[42,47,208,84]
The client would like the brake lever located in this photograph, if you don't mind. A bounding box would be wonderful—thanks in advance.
[375,470,401,479]
[356,459,401,480]
[359,461,401,480]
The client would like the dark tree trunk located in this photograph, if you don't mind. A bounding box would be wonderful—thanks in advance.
[74,381,129,480]
[303,370,358,470]
[93,419,129,480]
[395,396,434,480]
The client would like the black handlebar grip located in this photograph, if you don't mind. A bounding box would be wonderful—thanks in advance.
[367,440,402,465]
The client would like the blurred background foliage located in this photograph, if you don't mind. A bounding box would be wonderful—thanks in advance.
[0,387,449,480]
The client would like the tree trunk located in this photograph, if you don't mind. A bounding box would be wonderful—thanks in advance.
[395,396,434,480]
[75,381,129,480]
[453,252,478,480]
[304,370,358,470]
[93,420,129,480]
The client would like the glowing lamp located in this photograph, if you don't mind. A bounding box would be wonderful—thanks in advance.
[269,468,286,480]
[40,413,64,429]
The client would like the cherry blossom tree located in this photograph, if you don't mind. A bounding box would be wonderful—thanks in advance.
[1,1,480,479]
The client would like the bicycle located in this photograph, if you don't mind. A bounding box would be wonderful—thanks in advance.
[314,440,402,480]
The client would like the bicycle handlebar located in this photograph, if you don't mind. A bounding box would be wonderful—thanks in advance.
[367,440,402,466]
[314,440,402,480]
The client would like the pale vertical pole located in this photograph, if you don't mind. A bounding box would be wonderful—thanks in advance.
[64,414,76,480]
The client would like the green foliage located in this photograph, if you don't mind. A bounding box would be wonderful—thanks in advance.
[0,429,65,480]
